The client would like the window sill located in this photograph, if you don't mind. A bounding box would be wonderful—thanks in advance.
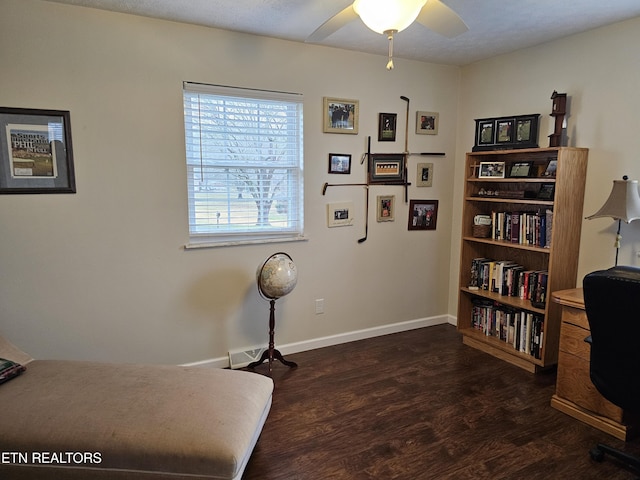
[184,234,309,250]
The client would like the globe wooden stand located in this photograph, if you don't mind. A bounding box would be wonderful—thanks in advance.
[248,299,298,374]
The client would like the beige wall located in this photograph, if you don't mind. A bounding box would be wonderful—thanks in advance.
[450,16,640,314]
[0,0,459,364]
[4,0,639,366]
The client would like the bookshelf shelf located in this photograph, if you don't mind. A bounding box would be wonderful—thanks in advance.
[457,147,588,372]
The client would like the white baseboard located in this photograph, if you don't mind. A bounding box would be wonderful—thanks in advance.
[182,314,455,369]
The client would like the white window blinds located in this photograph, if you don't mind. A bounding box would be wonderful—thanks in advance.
[183,82,304,247]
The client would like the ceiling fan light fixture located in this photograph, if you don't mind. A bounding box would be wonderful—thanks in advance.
[353,0,427,34]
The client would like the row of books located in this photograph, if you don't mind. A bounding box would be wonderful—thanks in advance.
[469,257,548,306]
[471,300,544,359]
[490,209,553,248]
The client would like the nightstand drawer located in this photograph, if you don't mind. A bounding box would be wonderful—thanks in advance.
[559,322,590,359]
[556,350,623,422]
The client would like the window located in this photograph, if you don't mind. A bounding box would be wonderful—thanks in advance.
[183,82,304,247]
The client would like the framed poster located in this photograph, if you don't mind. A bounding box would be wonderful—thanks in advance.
[376,195,395,222]
[0,107,76,193]
[378,113,397,141]
[328,153,351,174]
[323,97,359,134]
[416,111,438,135]
[408,199,438,230]
[416,162,433,187]
[368,153,405,185]
[327,202,354,227]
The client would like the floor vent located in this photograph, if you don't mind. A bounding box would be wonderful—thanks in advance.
[228,347,266,369]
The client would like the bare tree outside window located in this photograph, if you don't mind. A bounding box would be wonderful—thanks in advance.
[183,83,304,246]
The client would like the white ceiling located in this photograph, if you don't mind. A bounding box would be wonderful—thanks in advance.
[43,0,640,66]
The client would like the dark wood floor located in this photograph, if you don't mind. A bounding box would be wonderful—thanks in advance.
[243,324,640,479]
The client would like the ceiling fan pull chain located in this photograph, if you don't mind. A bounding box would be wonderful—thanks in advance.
[385,29,396,70]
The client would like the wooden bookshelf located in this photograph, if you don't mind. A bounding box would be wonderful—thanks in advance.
[457,147,588,372]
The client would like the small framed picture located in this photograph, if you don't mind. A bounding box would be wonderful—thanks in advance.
[477,120,494,145]
[408,199,438,230]
[509,161,533,178]
[327,202,354,227]
[0,106,76,194]
[323,97,359,134]
[543,159,557,177]
[378,113,397,142]
[416,111,438,135]
[368,153,405,184]
[328,153,351,174]
[496,119,514,143]
[416,162,433,187]
[537,183,556,200]
[516,118,533,142]
[478,162,505,178]
[376,195,395,222]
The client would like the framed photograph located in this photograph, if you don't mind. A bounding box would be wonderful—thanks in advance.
[376,195,395,222]
[416,162,433,187]
[543,159,557,177]
[473,114,539,151]
[416,111,438,135]
[368,153,405,185]
[477,120,494,145]
[537,183,556,200]
[327,202,354,228]
[478,162,505,178]
[328,153,351,174]
[0,107,76,194]
[509,161,533,178]
[323,97,359,134]
[408,199,438,230]
[496,119,514,143]
[516,118,533,142]
[378,113,397,141]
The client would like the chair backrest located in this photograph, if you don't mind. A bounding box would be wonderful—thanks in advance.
[583,266,640,413]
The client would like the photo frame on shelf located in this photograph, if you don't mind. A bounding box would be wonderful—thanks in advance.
[509,161,533,178]
[0,106,76,194]
[368,153,405,184]
[477,120,494,146]
[416,162,433,187]
[327,202,354,227]
[376,195,395,222]
[473,114,540,151]
[408,199,438,230]
[328,153,351,174]
[416,111,438,135]
[543,159,557,177]
[323,97,359,134]
[537,183,556,200]
[478,161,505,178]
[496,119,514,144]
[378,113,397,141]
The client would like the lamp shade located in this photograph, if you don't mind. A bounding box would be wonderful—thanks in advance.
[353,0,427,34]
[586,177,640,223]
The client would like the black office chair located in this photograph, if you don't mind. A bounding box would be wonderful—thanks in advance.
[583,266,640,475]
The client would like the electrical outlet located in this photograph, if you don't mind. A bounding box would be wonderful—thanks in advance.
[315,298,324,314]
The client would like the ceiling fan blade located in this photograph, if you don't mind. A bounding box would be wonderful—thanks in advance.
[417,0,468,38]
[306,4,358,43]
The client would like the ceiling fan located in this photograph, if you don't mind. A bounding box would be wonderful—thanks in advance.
[307,0,468,70]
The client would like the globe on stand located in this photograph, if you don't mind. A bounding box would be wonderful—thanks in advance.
[248,252,298,374]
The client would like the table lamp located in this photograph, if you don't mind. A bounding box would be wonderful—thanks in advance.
[586,175,640,265]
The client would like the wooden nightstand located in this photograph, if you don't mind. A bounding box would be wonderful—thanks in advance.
[551,288,637,440]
